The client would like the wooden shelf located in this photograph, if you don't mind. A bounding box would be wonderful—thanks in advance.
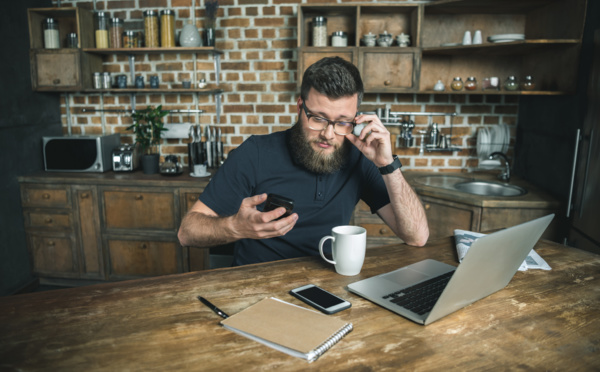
[83,47,224,55]
[422,40,580,55]
[82,88,224,94]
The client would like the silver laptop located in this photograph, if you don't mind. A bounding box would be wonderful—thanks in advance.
[348,214,554,325]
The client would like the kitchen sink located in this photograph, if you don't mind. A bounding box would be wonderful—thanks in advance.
[454,181,527,197]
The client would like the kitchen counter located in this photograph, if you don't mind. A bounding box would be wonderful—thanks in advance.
[403,171,561,209]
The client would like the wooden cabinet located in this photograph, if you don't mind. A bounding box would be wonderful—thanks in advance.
[19,173,210,286]
[297,0,587,95]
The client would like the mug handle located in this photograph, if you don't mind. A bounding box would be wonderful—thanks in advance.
[319,236,336,265]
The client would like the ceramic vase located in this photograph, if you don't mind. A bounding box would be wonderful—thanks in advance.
[179,23,202,47]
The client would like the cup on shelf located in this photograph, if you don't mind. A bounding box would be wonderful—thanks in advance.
[462,30,472,45]
[473,30,483,44]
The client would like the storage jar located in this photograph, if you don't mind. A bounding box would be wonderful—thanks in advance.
[450,77,463,91]
[332,31,348,47]
[465,76,477,91]
[160,10,176,47]
[95,12,109,48]
[43,18,60,49]
[123,30,137,48]
[504,76,519,91]
[521,75,536,91]
[110,18,123,48]
[312,17,327,47]
[143,10,159,47]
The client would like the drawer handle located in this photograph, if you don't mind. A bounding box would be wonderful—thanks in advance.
[44,217,53,224]
[53,79,61,85]
[81,193,90,199]
[140,243,148,249]
[135,194,144,201]
[379,227,389,235]
[47,240,55,247]
[189,195,198,201]
[42,193,51,200]
[425,204,431,210]
[384,80,391,86]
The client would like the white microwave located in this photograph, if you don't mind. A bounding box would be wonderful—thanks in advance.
[42,134,121,172]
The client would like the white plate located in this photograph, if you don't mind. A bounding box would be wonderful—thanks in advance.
[440,42,461,47]
[190,171,211,178]
[488,34,525,41]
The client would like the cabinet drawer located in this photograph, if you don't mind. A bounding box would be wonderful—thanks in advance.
[104,190,176,230]
[26,211,71,229]
[361,50,417,91]
[21,186,70,208]
[108,239,180,278]
[28,234,78,277]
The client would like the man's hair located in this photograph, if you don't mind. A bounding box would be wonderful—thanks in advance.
[300,57,364,107]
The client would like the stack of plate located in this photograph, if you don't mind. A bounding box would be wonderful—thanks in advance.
[477,124,509,158]
[487,34,525,43]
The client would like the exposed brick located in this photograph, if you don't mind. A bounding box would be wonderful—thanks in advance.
[461,105,492,114]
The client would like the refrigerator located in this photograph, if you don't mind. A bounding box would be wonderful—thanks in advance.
[567,29,600,254]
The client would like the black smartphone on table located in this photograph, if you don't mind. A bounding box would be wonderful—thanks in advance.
[263,193,294,220]
[290,284,352,314]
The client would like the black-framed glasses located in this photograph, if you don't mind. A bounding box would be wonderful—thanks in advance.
[302,100,356,136]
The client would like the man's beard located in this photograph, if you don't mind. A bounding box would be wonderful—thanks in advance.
[289,121,350,174]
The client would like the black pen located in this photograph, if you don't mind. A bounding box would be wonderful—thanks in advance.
[198,296,229,319]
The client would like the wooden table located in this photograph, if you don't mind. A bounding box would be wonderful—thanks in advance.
[1,238,599,371]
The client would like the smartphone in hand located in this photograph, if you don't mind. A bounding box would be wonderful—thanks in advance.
[263,193,294,220]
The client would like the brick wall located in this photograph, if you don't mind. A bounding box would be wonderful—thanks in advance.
[55,0,518,172]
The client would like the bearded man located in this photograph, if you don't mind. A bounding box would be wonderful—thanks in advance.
[178,57,429,266]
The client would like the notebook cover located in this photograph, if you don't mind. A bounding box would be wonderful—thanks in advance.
[221,297,352,361]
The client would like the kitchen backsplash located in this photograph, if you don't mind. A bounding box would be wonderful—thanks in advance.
[54,0,518,172]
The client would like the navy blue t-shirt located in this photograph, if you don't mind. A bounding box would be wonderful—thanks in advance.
[199,129,390,265]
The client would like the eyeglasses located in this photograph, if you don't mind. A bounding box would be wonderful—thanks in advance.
[302,100,356,136]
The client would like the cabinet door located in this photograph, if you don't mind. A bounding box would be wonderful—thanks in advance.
[28,233,79,278]
[75,188,104,279]
[298,48,358,88]
[421,196,481,239]
[360,50,417,92]
[30,50,81,90]
[181,191,210,271]
[107,239,181,279]
[20,184,70,208]
[103,189,176,231]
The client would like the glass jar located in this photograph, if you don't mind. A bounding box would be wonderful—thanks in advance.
[43,18,60,49]
[160,10,176,47]
[521,75,536,90]
[110,18,123,48]
[450,77,463,91]
[465,76,477,91]
[93,72,102,89]
[102,72,111,89]
[331,31,347,47]
[66,33,78,48]
[123,30,137,48]
[95,12,109,48]
[143,10,159,47]
[312,16,327,47]
[504,76,519,91]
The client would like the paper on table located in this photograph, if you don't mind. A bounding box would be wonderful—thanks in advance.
[454,229,551,271]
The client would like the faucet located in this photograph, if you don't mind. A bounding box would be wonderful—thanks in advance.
[489,152,510,182]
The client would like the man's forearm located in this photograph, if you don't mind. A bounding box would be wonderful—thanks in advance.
[178,211,238,248]
[382,169,429,246]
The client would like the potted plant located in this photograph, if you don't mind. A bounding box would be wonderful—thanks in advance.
[127,105,168,174]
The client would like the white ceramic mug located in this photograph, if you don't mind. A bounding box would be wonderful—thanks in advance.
[193,164,207,175]
[319,226,367,276]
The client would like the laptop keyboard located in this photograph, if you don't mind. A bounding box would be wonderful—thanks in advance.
[382,271,454,315]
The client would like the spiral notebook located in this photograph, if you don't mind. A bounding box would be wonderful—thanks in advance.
[220,297,353,362]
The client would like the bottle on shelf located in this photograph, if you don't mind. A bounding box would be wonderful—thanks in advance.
[43,18,60,49]
[95,11,109,48]
[465,77,477,91]
[450,77,463,91]
[504,76,519,91]
[521,75,536,91]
